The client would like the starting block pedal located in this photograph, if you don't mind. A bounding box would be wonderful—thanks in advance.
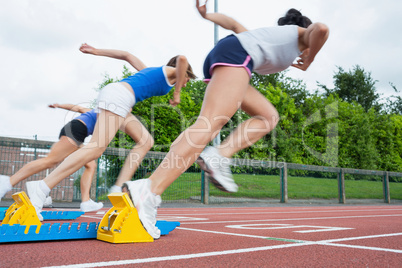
[156,221,181,235]
[1,192,41,233]
[97,192,154,243]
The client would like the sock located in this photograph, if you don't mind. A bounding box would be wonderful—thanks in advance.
[39,180,51,196]
[110,185,122,193]
[4,176,12,191]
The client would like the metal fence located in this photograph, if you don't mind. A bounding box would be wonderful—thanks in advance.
[1,136,401,205]
[0,137,76,202]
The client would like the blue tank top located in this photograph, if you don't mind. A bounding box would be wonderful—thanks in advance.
[74,109,97,135]
[120,66,174,103]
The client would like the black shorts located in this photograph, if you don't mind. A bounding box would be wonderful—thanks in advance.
[203,34,254,81]
[59,119,88,146]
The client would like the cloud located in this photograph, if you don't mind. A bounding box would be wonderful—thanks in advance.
[0,0,401,141]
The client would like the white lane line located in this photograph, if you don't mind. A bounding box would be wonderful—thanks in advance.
[180,214,402,225]
[177,227,402,254]
[321,232,402,243]
[177,226,289,240]
[156,216,209,221]
[177,227,402,253]
[41,243,313,268]
[317,242,402,253]
[41,230,402,268]
[157,208,402,216]
[225,223,353,233]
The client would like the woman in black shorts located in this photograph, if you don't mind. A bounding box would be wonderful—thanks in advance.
[0,103,103,212]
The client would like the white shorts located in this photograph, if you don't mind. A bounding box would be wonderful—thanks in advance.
[96,82,135,118]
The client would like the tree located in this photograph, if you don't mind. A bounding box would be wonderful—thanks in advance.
[251,72,310,106]
[95,65,402,182]
[384,84,402,115]
[321,65,381,112]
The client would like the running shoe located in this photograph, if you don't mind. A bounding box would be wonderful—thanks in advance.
[26,181,46,221]
[197,146,238,193]
[123,179,161,239]
[0,175,12,201]
[43,196,53,208]
[80,199,104,212]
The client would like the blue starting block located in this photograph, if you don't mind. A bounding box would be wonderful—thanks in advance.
[40,211,85,220]
[0,222,98,243]
[156,221,181,235]
[1,193,180,243]
[0,210,84,221]
[0,220,180,243]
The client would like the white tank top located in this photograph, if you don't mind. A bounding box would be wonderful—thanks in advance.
[234,25,301,75]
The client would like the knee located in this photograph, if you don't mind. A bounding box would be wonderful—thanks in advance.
[137,134,154,151]
[193,115,230,133]
[42,157,61,168]
[265,109,280,132]
[84,160,97,171]
[143,135,154,150]
[270,109,280,130]
[256,109,280,134]
[93,149,104,160]
[84,147,105,160]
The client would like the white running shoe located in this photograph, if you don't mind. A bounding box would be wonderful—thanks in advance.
[0,175,12,201]
[123,179,161,239]
[26,181,46,221]
[197,146,238,193]
[43,196,53,208]
[80,199,103,212]
[109,185,122,194]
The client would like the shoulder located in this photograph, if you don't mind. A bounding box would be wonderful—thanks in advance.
[164,66,175,76]
[163,66,176,82]
[240,25,298,34]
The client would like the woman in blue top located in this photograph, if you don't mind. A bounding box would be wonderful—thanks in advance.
[25,43,196,234]
[122,1,329,239]
[0,103,103,213]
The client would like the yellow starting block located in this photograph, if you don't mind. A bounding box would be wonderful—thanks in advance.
[2,192,42,233]
[97,192,154,243]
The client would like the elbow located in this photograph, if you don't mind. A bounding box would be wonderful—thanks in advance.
[176,55,188,65]
[123,51,133,61]
[231,23,246,34]
[315,23,330,38]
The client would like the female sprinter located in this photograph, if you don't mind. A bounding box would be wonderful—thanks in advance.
[123,1,329,239]
[0,104,102,213]
[23,44,195,238]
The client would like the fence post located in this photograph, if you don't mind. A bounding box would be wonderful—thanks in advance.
[95,158,100,201]
[34,135,38,160]
[338,168,345,204]
[90,158,99,201]
[383,171,390,204]
[280,163,288,203]
[201,170,209,204]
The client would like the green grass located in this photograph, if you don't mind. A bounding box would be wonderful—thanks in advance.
[161,173,402,201]
[96,172,402,202]
[162,173,202,201]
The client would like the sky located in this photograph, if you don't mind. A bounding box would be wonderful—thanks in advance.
[0,0,401,142]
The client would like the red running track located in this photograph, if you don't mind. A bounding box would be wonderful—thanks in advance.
[1,205,402,267]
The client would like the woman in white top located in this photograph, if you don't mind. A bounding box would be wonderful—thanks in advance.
[23,44,194,238]
[122,0,329,239]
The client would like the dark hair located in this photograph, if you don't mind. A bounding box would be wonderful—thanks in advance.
[166,56,197,80]
[277,8,312,28]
